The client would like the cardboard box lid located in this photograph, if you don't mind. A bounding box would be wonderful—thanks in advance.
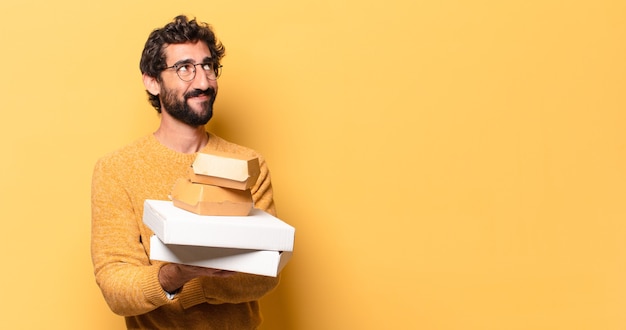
[172,178,253,203]
[150,235,292,277]
[171,178,253,216]
[143,199,295,251]
[190,151,260,187]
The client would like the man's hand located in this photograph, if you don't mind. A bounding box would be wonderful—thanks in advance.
[159,263,234,293]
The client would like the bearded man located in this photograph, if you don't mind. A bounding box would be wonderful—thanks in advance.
[91,15,279,329]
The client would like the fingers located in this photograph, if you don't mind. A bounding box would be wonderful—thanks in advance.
[178,264,236,278]
[211,269,235,277]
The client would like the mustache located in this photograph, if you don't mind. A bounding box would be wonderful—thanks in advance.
[185,88,215,100]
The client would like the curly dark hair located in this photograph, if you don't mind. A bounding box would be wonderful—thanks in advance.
[139,15,226,112]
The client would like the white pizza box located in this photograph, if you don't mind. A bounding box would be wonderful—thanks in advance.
[150,235,292,277]
[143,199,295,251]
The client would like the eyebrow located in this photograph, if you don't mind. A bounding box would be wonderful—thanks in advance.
[170,57,214,67]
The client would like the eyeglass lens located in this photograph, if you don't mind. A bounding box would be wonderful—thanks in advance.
[176,63,221,81]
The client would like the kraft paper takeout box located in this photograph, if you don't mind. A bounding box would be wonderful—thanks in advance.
[143,199,295,251]
[189,151,261,190]
[171,178,253,216]
[150,236,292,277]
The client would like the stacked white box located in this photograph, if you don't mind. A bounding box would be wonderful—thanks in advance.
[143,199,295,276]
[150,236,292,277]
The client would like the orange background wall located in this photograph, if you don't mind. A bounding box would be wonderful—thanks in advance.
[1,1,625,329]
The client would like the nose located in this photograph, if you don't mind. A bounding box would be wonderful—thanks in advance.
[190,65,215,90]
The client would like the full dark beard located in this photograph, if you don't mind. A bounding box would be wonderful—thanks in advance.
[161,87,216,127]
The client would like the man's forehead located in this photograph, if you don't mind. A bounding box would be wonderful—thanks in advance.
[164,41,212,62]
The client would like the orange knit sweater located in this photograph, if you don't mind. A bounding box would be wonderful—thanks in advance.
[91,133,279,329]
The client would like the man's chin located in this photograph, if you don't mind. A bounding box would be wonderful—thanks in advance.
[189,111,213,126]
[164,108,213,127]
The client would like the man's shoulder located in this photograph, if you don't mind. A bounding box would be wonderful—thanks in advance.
[95,135,153,167]
[206,132,263,158]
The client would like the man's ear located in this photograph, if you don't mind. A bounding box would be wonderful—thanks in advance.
[143,74,160,96]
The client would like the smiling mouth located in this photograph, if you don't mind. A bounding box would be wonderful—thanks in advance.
[189,94,209,100]
[185,88,215,100]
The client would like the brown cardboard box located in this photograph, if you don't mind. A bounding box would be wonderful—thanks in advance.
[188,151,261,190]
[171,178,253,216]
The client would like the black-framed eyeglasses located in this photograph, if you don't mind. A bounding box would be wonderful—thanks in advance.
[164,62,223,82]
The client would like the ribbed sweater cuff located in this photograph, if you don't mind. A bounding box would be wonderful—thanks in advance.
[179,278,206,309]
[142,264,170,307]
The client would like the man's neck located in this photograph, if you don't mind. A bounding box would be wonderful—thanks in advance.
[153,119,209,154]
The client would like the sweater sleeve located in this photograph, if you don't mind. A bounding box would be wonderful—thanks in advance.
[179,273,280,309]
[251,155,277,216]
[91,158,174,316]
